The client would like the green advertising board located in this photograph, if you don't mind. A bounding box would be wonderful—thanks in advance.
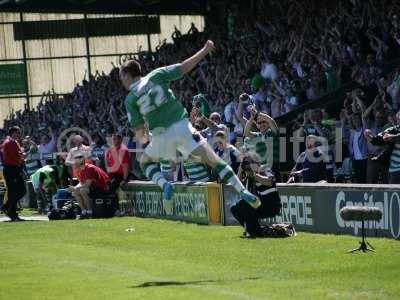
[120,181,210,224]
[0,64,27,95]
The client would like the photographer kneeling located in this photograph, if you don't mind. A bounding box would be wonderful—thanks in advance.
[68,153,110,219]
[231,153,282,238]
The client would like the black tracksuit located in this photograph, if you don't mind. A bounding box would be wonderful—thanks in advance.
[231,170,281,236]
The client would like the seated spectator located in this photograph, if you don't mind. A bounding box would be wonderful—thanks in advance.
[68,153,110,219]
[287,135,328,183]
[231,153,281,238]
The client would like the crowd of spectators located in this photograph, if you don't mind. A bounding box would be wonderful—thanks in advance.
[1,0,400,186]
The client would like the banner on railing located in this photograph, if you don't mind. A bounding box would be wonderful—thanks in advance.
[119,181,222,224]
[222,183,400,239]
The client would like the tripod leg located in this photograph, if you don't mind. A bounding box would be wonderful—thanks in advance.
[348,248,361,253]
[366,241,375,250]
[367,242,375,252]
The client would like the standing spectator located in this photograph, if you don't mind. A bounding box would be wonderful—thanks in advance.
[38,126,57,166]
[213,130,242,173]
[302,109,331,138]
[91,132,107,170]
[348,114,369,183]
[22,136,41,177]
[244,106,281,181]
[250,74,269,114]
[365,111,400,184]
[301,109,335,181]
[363,98,391,183]
[1,127,26,221]
[66,135,92,177]
[287,135,328,183]
[105,133,130,212]
[223,95,242,142]
[200,112,228,141]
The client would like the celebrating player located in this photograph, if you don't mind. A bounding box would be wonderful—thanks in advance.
[119,40,260,212]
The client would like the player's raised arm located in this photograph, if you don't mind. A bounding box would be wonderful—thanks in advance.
[180,40,215,75]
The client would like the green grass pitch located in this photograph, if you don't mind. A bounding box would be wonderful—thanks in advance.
[0,216,399,300]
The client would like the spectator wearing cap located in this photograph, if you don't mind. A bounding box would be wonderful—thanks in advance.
[68,153,110,219]
[105,133,130,212]
[1,126,26,221]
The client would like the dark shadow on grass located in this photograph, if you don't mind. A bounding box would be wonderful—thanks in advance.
[131,277,261,288]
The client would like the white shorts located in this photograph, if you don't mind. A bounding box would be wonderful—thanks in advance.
[145,118,205,161]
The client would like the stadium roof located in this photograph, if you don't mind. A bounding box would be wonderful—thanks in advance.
[0,0,209,15]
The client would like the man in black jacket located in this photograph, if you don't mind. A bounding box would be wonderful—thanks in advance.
[287,135,328,183]
[364,112,400,184]
[230,153,282,238]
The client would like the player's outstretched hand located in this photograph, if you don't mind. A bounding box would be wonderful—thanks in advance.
[204,40,215,53]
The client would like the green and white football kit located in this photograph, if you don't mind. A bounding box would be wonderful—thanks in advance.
[125,64,204,161]
[124,63,260,209]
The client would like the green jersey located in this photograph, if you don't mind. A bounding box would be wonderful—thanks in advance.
[124,64,188,130]
[244,129,280,166]
[31,165,56,190]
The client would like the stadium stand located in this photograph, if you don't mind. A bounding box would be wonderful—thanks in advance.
[1,0,400,187]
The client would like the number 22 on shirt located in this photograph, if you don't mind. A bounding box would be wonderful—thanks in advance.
[137,85,165,115]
